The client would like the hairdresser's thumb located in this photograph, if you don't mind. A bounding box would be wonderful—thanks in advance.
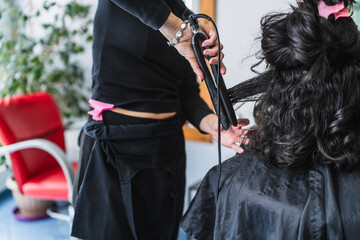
[188,58,204,81]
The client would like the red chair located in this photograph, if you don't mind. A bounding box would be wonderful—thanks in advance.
[0,92,77,221]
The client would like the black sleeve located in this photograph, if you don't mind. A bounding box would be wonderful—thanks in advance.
[166,0,194,20]
[180,72,214,132]
[110,0,193,30]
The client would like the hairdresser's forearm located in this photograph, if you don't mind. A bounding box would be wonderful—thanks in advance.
[160,12,206,80]
[199,113,218,137]
[159,12,190,42]
[200,114,250,154]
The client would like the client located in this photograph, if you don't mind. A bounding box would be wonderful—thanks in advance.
[181,0,360,239]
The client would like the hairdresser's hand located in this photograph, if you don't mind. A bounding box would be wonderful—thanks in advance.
[199,23,226,72]
[160,13,226,81]
[199,114,250,154]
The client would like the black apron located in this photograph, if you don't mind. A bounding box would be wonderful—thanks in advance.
[72,116,186,240]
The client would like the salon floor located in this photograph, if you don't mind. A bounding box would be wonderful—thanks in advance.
[0,190,193,240]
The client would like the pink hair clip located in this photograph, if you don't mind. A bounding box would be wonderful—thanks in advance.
[88,99,115,121]
[317,0,350,20]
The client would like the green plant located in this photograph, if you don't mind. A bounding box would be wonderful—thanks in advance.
[0,154,5,168]
[0,143,8,169]
[0,0,92,124]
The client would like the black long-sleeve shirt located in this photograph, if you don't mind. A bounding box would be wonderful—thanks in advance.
[91,0,213,129]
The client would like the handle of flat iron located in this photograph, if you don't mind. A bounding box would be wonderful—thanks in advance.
[192,30,231,129]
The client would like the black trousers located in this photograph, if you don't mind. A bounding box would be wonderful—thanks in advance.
[72,112,186,240]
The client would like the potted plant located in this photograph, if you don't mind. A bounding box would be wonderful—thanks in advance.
[0,0,93,218]
[5,174,54,219]
[0,0,93,124]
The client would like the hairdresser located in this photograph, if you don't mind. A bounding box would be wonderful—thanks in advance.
[71,0,249,240]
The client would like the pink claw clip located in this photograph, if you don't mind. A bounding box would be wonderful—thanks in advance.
[318,1,350,20]
[88,99,115,121]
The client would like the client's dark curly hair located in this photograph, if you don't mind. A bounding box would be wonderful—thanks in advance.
[229,0,360,171]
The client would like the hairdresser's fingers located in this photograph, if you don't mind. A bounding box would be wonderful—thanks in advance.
[204,42,223,50]
[200,24,217,46]
[204,48,222,58]
[209,52,224,64]
[231,144,244,154]
[203,44,224,57]
[209,56,226,75]
[207,30,217,45]
[200,25,223,64]
[199,24,227,75]
[203,44,224,60]
[188,57,205,81]
[238,136,249,145]
[202,39,222,50]
[220,61,226,75]
[201,26,223,55]
[239,128,248,136]
[237,129,248,140]
[238,118,250,126]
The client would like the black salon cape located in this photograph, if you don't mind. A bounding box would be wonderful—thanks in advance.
[181,152,360,240]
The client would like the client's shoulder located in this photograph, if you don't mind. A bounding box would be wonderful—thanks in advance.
[217,151,272,177]
[215,152,310,192]
[221,151,261,169]
[206,152,260,177]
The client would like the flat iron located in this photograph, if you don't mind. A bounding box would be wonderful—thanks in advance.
[188,14,237,130]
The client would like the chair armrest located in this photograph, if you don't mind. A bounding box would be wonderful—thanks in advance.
[0,139,75,204]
